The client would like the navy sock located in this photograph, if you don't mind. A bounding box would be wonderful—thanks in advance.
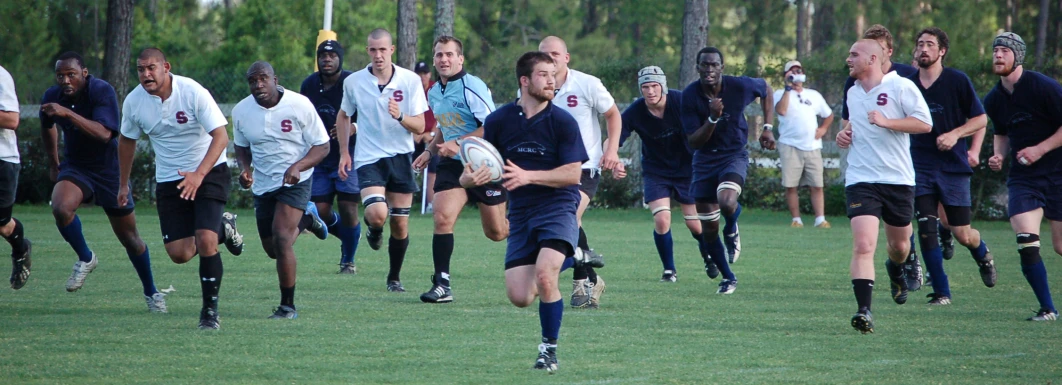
[326,210,340,235]
[653,230,675,271]
[723,203,741,235]
[922,245,950,298]
[539,299,563,341]
[280,285,295,308]
[691,230,708,262]
[387,236,409,282]
[127,246,158,297]
[59,215,93,262]
[703,233,735,280]
[199,253,223,309]
[1021,260,1055,312]
[852,279,873,311]
[338,223,360,264]
[4,218,27,255]
[969,240,988,262]
[432,233,454,278]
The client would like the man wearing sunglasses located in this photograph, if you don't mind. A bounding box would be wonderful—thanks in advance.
[774,60,834,230]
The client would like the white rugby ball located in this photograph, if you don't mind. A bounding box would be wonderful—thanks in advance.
[459,137,505,183]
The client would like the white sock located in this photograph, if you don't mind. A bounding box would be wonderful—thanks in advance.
[792,217,803,225]
[814,216,826,226]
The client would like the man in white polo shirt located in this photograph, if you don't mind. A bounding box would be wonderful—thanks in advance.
[233,61,330,320]
[118,47,246,330]
[538,36,622,309]
[836,39,932,334]
[774,60,834,229]
[0,64,31,291]
[336,29,428,292]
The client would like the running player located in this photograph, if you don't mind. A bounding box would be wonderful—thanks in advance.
[0,64,31,291]
[619,66,714,282]
[680,47,775,294]
[234,61,330,319]
[469,50,586,373]
[412,35,507,303]
[336,29,428,292]
[41,51,164,311]
[301,40,362,275]
[118,47,245,330]
[836,39,932,333]
[537,36,619,308]
[984,32,1062,321]
[906,27,996,306]
[840,25,923,289]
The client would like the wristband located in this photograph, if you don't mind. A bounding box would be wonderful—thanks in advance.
[762,124,773,131]
[784,86,793,92]
[708,115,720,124]
[396,112,404,122]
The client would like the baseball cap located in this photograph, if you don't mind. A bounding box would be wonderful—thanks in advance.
[784,60,802,73]
[414,61,430,74]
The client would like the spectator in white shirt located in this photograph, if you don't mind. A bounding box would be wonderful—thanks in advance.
[773,60,834,228]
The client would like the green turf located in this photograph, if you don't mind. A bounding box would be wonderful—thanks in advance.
[1,205,1060,384]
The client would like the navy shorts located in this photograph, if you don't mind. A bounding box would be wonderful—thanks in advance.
[0,161,18,208]
[58,163,134,216]
[643,173,693,205]
[1007,175,1062,221]
[690,152,749,203]
[915,170,971,207]
[310,165,360,202]
[434,158,507,206]
[579,169,601,198]
[254,179,312,238]
[356,153,418,193]
[504,203,578,270]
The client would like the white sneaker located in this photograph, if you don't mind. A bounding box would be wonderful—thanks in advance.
[66,253,98,292]
[145,292,168,313]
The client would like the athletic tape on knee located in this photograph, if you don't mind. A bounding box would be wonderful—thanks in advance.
[697,210,721,222]
[389,207,411,217]
[683,215,699,221]
[1017,233,1041,249]
[362,194,386,209]
[651,206,671,216]
[717,181,742,195]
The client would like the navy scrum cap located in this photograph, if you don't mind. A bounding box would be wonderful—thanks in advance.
[414,61,430,74]
[317,40,344,58]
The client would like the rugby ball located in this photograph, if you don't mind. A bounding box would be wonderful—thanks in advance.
[459,137,505,183]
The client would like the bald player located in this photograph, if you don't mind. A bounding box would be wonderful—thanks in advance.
[233,61,330,319]
[538,36,621,309]
[336,29,429,292]
[119,47,246,330]
[836,39,932,333]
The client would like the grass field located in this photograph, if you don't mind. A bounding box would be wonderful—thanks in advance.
[1,205,1060,384]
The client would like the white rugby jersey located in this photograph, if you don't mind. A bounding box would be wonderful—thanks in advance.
[845,71,932,187]
[554,69,616,170]
[120,74,229,183]
[0,65,20,163]
[340,64,429,168]
[232,90,329,195]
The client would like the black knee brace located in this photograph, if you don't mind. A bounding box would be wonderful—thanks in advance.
[916,215,940,249]
[1018,233,1042,265]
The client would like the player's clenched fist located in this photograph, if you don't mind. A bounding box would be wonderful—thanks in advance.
[239,168,253,189]
[987,154,1004,171]
[836,128,853,149]
[388,97,401,120]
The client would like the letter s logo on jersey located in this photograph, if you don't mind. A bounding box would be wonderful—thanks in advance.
[876,93,888,106]
[175,111,188,124]
[393,90,404,102]
[281,119,293,132]
[567,95,578,108]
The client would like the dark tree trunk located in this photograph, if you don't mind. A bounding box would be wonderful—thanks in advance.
[396,0,418,70]
[102,0,133,100]
[435,0,454,40]
[679,0,709,87]
[796,0,809,59]
[812,0,835,51]
[581,0,599,38]
[1036,0,1049,67]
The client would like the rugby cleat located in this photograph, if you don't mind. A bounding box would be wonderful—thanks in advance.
[386,280,405,292]
[366,223,383,251]
[145,292,168,313]
[588,276,605,308]
[419,274,453,303]
[885,259,909,304]
[660,270,677,283]
[926,293,951,306]
[9,239,30,290]
[222,212,244,256]
[268,305,298,319]
[704,261,720,279]
[976,251,997,288]
[533,342,558,373]
[65,253,98,292]
[1027,308,1059,321]
[717,279,737,294]
[724,229,741,264]
[571,279,591,308]
[304,202,329,240]
[338,262,357,275]
[198,307,220,330]
[851,308,874,334]
[941,238,955,260]
[904,250,923,292]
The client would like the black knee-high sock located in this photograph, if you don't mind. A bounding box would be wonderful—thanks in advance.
[586,266,598,284]
[852,279,873,311]
[199,253,223,309]
[4,218,27,255]
[578,227,590,250]
[573,265,589,281]
[387,236,409,282]
[280,285,295,308]
[432,233,454,284]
